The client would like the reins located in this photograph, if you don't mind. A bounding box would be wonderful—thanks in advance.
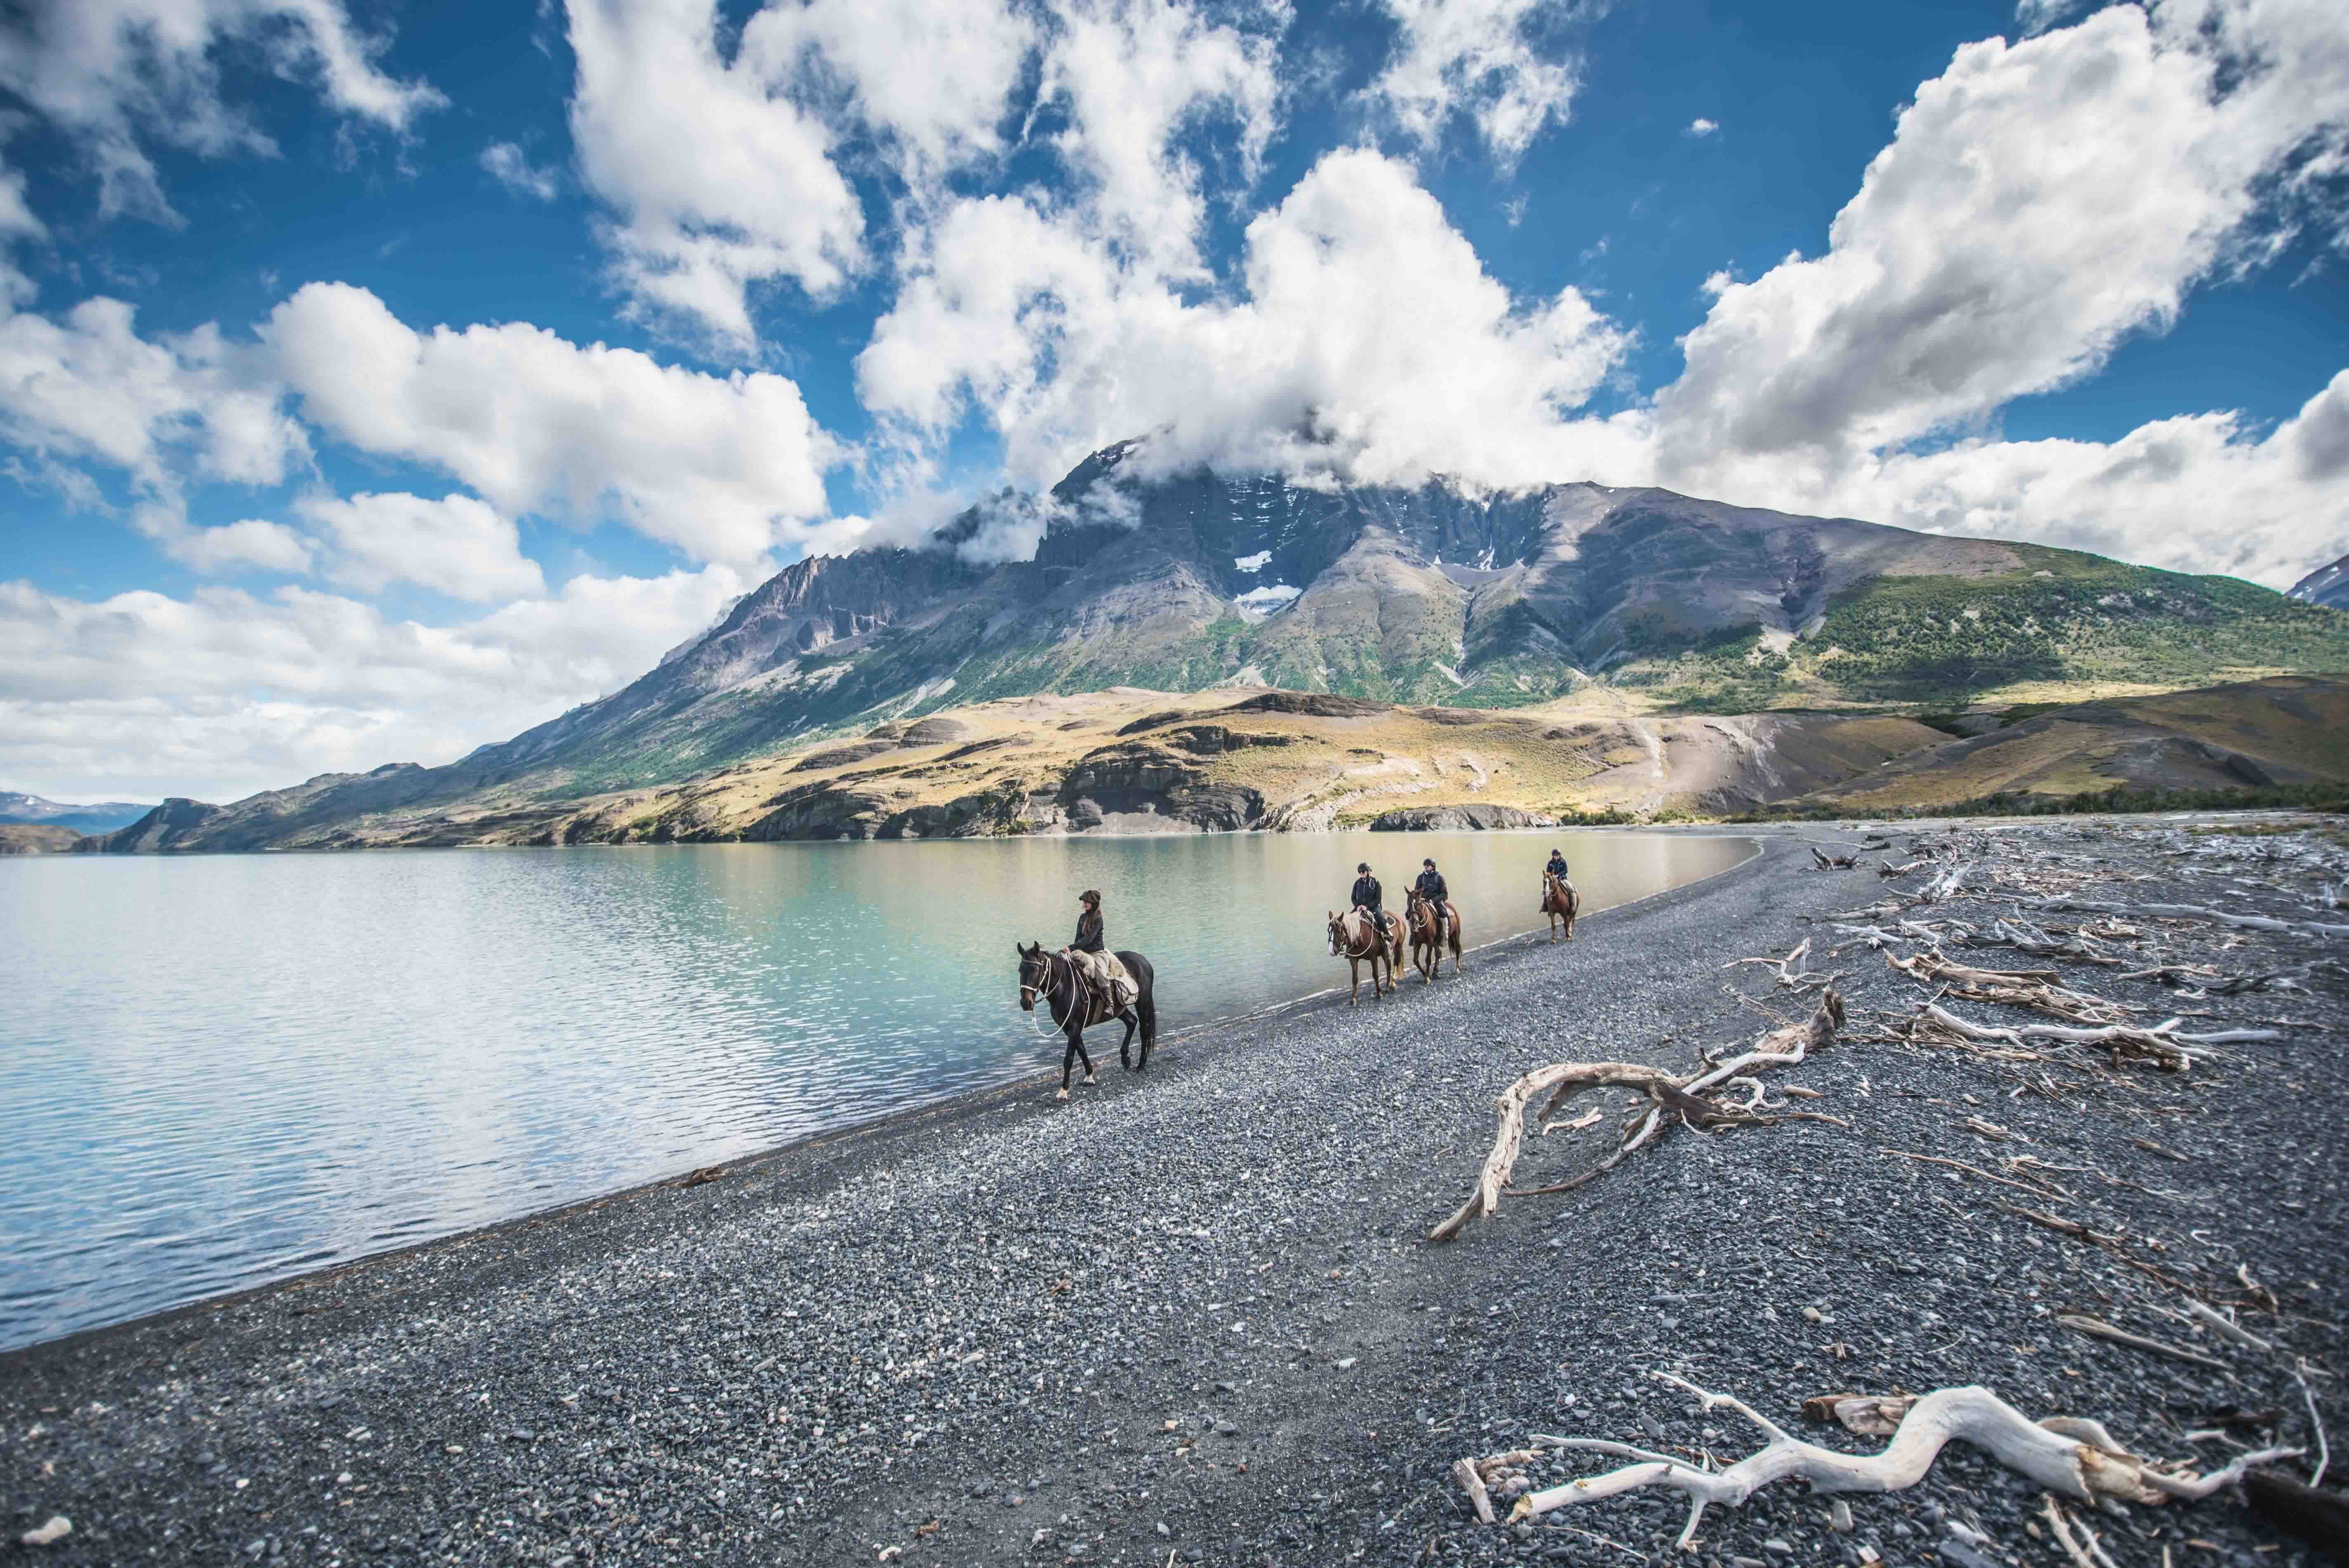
[1020,950,1078,1037]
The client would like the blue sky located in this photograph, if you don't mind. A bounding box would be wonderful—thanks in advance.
[1,0,2344,801]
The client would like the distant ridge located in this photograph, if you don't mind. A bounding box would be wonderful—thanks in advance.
[0,790,154,835]
[72,439,2349,851]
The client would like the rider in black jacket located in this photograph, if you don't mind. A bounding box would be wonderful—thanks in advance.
[1349,862,1386,939]
[1070,889,1104,953]
[1542,848,1569,907]
[1413,858,1449,936]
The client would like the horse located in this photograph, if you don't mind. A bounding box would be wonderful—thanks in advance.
[1405,889,1464,983]
[1016,943,1157,1100]
[1326,908,1402,1004]
[1542,872,1580,943]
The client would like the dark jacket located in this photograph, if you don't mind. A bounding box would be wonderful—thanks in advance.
[1350,874,1383,913]
[1545,854,1569,881]
[1414,869,1448,908]
[1072,910,1104,953]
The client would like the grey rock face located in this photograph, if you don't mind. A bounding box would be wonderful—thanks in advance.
[1366,804,1558,831]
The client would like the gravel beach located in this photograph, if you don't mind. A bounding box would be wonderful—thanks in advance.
[4,820,2343,1568]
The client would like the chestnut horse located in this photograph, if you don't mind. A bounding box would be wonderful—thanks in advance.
[1405,889,1464,983]
[1542,873,1580,943]
[1016,943,1157,1100]
[1326,908,1402,1004]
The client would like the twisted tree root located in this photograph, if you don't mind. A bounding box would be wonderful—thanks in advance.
[1429,994,1843,1243]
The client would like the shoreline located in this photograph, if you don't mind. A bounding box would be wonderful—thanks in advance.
[0,830,1767,1367]
[4,816,2340,1568]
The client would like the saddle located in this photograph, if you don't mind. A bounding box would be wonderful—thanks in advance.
[1071,950,1138,1022]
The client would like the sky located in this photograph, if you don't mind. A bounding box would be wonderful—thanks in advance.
[0,0,2344,804]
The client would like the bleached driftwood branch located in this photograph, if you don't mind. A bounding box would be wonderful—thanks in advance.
[2026,896,2349,942]
[1725,937,1842,992]
[1488,1375,2299,1550]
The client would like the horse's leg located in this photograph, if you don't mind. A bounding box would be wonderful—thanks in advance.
[1072,1025,1097,1087]
[1117,1009,1138,1070]
[1058,1034,1078,1101]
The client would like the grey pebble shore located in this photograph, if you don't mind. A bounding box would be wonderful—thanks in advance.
[4,821,2342,1568]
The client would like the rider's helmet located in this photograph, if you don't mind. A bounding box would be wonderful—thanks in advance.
[1356,861,1370,874]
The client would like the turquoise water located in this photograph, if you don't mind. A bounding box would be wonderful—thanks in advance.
[0,830,1750,1351]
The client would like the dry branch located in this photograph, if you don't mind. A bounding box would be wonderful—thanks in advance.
[1493,1375,2297,1547]
[2057,1314,2229,1370]
[2027,897,2349,942]
[1429,994,1843,1243]
[1909,1001,2217,1071]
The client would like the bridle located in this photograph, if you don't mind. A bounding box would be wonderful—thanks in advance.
[1019,950,1074,1035]
[1330,913,1380,960]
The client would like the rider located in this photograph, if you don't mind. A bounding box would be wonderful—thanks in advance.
[1413,857,1449,938]
[1349,861,1388,941]
[1070,889,1105,957]
[1542,846,1570,908]
[1064,890,1128,1016]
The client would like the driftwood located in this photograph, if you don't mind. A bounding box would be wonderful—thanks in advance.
[1726,937,1842,992]
[2057,1313,2230,1370]
[1901,1000,2284,1071]
[1478,1375,2297,1548]
[1811,846,1864,870]
[1429,994,1844,1243]
[1887,950,2127,1026]
[2027,896,2349,942]
[2119,959,2347,996]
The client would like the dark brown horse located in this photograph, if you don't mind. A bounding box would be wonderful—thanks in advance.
[1542,872,1580,943]
[1326,908,1401,1004]
[1405,889,1464,983]
[1016,943,1157,1100]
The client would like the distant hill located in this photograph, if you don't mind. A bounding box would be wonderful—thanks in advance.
[2290,553,2349,611]
[0,791,154,834]
[0,823,85,855]
[1794,674,2349,813]
[78,440,2349,851]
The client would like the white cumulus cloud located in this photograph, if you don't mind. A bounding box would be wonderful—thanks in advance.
[0,0,442,223]
[563,0,867,346]
[1366,0,1583,168]
[264,281,837,566]
[480,141,560,200]
[298,491,547,602]
[863,148,1638,494]
[0,564,749,800]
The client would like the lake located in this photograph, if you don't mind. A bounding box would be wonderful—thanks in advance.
[0,830,1751,1351]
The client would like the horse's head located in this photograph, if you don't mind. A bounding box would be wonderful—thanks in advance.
[1016,941,1047,1010]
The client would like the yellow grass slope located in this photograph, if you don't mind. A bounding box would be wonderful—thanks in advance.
[1799,675,2349,813]
[466,687,1951,844]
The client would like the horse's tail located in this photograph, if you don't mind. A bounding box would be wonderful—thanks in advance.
[1119,951,1157,1046]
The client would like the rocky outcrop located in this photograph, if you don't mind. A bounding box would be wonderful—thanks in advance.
[1368,804,1558,831]
[0,823,84,854]
[83,797,224,852]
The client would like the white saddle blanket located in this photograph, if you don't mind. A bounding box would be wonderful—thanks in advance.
[1071,950,1138,1018]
